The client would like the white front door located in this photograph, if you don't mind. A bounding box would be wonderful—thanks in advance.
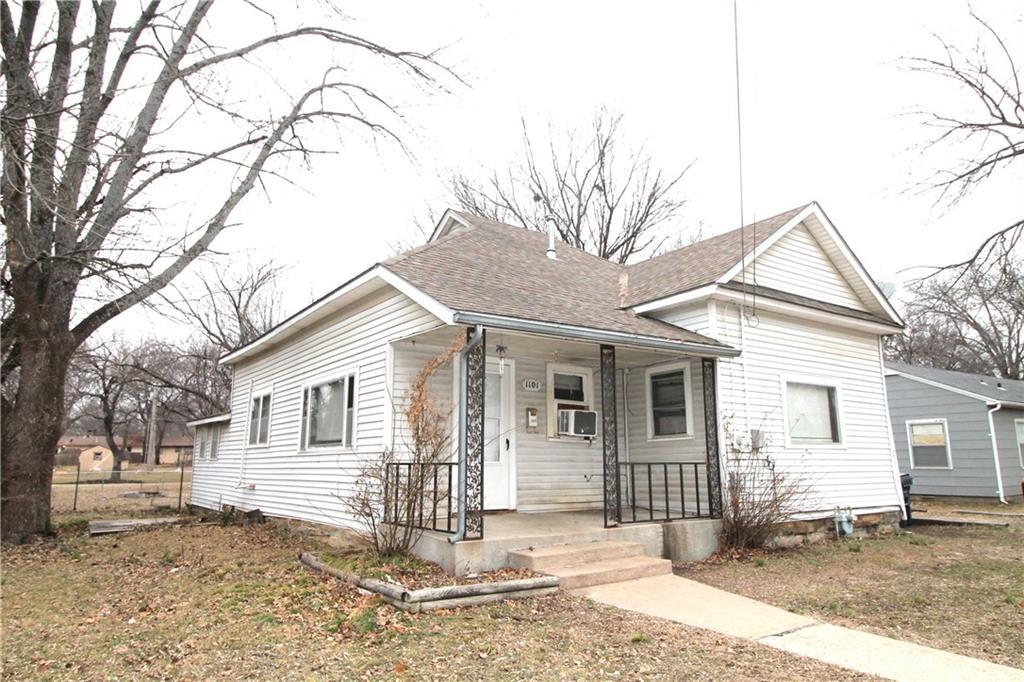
[483,360,515,510]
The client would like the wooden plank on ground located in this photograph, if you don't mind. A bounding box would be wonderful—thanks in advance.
[950,509,1024,518]
[88,517,184,536]
[912,515,1009,528]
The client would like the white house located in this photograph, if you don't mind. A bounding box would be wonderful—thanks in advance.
[189,202,906,573]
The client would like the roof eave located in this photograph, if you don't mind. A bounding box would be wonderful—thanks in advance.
[451,311,740,358]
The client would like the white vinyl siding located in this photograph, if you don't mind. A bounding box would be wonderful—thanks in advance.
[736,223,868,311]
[188,287,444,528]
[713,304,902,513]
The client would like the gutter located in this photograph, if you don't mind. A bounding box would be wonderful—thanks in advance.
[450,325,485,544]
[986,403,1008,504]
[451,312,740,358]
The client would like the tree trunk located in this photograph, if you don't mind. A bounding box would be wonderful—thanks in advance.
[1,330,74,543]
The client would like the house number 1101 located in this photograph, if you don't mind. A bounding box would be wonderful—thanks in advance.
[522,378,542,392]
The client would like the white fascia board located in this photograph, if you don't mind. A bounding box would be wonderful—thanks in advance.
[716,203,817,284]
[630,284,720,315]
[186,413,231,428]
[716,202,903,326]
[635,284,901,335]
[220,265,454,366]
[451,311,741,358]
[887,371,992,404]
[711,288,902,335]
[427,208,473,242]
[376,267,456,324]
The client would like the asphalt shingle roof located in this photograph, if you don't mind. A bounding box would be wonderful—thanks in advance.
[621,205,809,306]
[886,362,1024,405]
[384,214,730,349]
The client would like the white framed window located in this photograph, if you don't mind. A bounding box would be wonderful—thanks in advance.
[300,372,357,449]
[645,361,694,440]
[197,431,208,460]
[209,424,221,461]
[1015,419,1024,469]
[248,393,272,446]
[546,363,593,437]
[906,419,952,470]
[785,379,842,445]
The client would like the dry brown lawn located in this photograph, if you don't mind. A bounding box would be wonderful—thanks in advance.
[1,520,868,681]
[677,498,1024,668]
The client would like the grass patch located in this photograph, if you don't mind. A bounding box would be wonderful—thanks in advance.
[629,631,651,644]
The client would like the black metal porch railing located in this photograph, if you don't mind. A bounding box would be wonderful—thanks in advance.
[617,461,712,524]
[383,462,457,534]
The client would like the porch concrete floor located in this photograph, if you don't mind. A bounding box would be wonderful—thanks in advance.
[482,510,610,539]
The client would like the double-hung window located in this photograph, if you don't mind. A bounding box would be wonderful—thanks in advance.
[301,373,356,449]
[786,381,841,444]
[197,431,208,459]
[249,393,272,446]
[209,424,221,461]
[547,364,592,437]
[646,362,693,439]
[907,419,952,469]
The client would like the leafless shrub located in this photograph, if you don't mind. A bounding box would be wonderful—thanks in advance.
[341,336,463,557]
[720,419,809,550]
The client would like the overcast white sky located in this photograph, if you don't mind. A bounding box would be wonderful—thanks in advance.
[123,0,1022,336]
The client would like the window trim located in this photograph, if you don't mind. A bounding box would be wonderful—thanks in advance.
[247,391,273,447]
[1014,418,1024,470]
[905,418,953,470]
[781,375,845,448]
[299,368,359,451]
[546,363,593,438]
[644,360,694,441]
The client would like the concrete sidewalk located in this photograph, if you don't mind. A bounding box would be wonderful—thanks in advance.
[577,574,1024,681]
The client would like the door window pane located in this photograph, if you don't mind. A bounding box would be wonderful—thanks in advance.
[484,371,502,462]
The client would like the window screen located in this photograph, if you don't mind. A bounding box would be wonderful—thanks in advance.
[787,382,840,443]
[909,421,950,468]
[650,369,688,436]
[302,374,355,448]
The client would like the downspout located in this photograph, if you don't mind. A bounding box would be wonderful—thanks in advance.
[986,402,1008,504]
[450,325,485,544]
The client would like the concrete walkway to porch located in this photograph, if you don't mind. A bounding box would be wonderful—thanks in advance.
[577,574,1023,681]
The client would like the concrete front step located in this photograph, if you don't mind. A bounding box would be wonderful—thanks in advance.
[547,555,673,589]
[507,540,646,572]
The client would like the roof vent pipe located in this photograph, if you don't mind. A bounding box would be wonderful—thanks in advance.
[545,216,558,260]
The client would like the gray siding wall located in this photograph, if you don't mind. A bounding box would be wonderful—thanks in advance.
[993,408,1024,500]
[886,375,1001,498]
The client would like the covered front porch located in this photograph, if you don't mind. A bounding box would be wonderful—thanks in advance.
[384,322,732,570]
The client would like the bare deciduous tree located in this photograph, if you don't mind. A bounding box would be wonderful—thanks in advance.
[908,10,1023,270]
[1,1,452,541]
[450,111,694,263]
[887,251,1024,380]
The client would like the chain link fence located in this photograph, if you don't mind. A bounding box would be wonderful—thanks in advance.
[52,457,192,516]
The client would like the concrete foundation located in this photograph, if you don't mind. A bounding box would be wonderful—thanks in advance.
[409,511,719,576]
[663,518,723,563]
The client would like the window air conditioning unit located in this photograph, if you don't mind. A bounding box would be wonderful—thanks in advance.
[557,409,598,437]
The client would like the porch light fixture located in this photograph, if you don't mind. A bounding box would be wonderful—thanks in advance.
[495,344,508,375]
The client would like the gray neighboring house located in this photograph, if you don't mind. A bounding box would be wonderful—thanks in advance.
[885,362,1024,501]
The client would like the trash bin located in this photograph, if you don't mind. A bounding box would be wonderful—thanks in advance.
[900,473,913,527]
